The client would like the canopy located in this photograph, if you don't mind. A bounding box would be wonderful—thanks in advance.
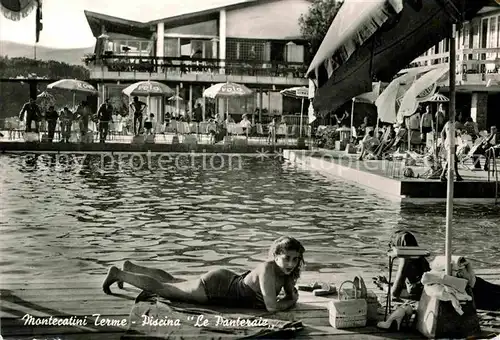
[280,86,309,137]
[279,86,308,99]
[307,0,493,114]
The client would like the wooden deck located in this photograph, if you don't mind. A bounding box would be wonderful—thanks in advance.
[2,270,499,339]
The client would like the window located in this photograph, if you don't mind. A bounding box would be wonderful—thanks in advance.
[164,38,179,57]
[286,43,304,63]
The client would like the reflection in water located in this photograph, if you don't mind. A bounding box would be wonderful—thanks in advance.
[0,154,499,282]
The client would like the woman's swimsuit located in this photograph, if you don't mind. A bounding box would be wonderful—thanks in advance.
[200,269,265,309]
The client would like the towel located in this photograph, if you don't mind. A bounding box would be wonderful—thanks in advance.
[422,272,472,315]
[431,255,476,288]
[124,291,304,340]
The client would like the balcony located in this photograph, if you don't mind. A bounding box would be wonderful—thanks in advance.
[401,47,500,89]
[85,55,308,86]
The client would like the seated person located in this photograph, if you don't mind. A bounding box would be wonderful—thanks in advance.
[472,125,500,171]
[463,117,479,141]
[376,125,397,157]
[358,130,380,161]
[375,230,500,311]
[102,236,304,312]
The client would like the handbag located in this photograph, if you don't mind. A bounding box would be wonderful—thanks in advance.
[416,285,480,338]
[354,276,380,322]
[328,280,367,329]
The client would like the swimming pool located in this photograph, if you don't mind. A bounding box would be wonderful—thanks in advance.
[1,153,499,282]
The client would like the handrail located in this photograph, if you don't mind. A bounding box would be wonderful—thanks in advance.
[486,147,499,205]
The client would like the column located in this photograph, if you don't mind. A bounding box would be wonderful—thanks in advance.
[219,9,226,74]
[176,85,180,117]
[471,92,488,130]
[97,83,104,107]
[189,84,193,117]
[259,88,263,122]
[156,22,165,73]
[202,85,206,121]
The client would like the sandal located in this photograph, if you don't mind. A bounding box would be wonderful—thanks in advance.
[313,283,337,296]
[297,282,322,292]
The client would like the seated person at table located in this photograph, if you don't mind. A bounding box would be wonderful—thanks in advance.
[103,236,304,312]
[472,125,500,171]
[375,230,500,310]
[358,130,380,161]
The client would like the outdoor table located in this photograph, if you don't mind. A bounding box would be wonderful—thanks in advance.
[385,246,431,320]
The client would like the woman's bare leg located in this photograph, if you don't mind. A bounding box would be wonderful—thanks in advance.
[117,260,182,289]
[103,266,208,303]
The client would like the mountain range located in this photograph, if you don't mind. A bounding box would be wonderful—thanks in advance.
[0,41,94,65]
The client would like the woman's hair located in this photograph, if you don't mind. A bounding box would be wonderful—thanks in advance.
[389,229,430,274]
[268,236,305,283]
[389,229,419,248]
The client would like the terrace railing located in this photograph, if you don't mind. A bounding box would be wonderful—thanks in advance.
[84,55,308,79]
[402,47,500,77]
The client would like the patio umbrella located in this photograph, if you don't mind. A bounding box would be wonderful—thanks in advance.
[280,86,308,137]
[349,82,383,130]
[123,81,174,116]
[203,82,253,122]
[47,79,98,108]
[123,80,174,98]
[306,0,491,115]
[375,71,421,124]
[168,94,183,117]
[424,92,450,163]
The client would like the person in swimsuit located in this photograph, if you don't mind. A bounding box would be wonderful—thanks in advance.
[129,96,147,136]
[374,230,500,311]
[103,236,305,312]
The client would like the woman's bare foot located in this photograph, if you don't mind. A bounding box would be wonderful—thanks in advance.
[117,260,133,289]
[103,266,120,294]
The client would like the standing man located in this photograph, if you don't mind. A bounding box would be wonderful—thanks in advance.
[129,96,147,135]
[19,98,41,133]
[76,100,91,140]
[59,107,74,143]
[440,118,464,182]
[97,99,113,143]
[45,105,59,142]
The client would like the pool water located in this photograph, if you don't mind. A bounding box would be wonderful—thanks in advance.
[1,153,499,283]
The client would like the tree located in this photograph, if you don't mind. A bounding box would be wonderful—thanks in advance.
[299,0,344,60]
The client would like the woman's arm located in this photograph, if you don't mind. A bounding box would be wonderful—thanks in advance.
[391,258,408,298]
[258,264,297,312]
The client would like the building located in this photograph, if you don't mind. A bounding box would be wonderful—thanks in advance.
[83,0,311,124]
[403,5,500,130]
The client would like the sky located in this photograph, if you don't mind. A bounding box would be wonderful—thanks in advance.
[0,0,250,49]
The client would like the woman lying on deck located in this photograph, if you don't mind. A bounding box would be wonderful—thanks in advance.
[103,236,305,312]
[374,230,500,311]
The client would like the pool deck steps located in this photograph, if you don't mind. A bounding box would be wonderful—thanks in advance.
[1,270,499,339]
[284,149,500,201]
